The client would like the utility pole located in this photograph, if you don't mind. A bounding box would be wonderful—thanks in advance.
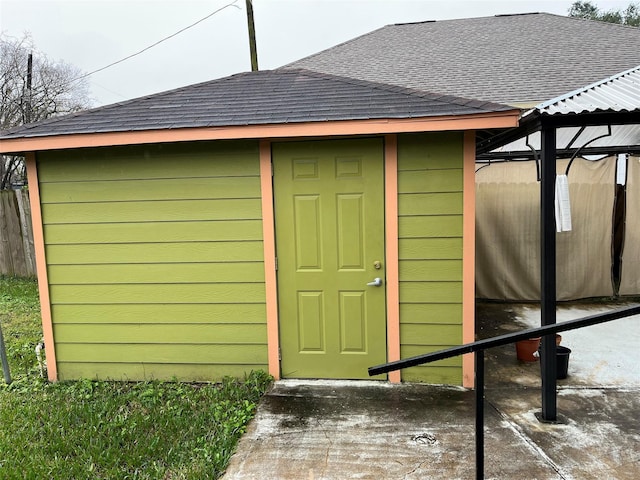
[245,0,259,71]
[26,52,33,123]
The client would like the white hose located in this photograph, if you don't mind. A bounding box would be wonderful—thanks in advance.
[35,340,46,378]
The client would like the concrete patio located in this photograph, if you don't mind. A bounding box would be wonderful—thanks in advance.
[222,301,640,479]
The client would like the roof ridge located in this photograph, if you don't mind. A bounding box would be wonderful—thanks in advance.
[388,12,640,28]
[390,11,545,26]
[284,68,514,112]
[559,12,640,29]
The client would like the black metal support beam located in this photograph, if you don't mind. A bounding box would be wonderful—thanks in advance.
[475,350,484,480]
[477,110,640,155]
[476,145,640,162]
[540,121,557,421]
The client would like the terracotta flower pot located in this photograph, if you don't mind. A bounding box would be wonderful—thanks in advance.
[515,337,541,362]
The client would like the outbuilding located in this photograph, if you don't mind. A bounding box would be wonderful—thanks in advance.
[0,69,519,386]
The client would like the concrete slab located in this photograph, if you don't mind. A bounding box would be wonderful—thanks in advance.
[223,302,640,479]
[223,381,557,479]
[490,388,640,479]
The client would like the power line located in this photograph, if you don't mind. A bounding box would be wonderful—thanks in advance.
[67,0,240,87]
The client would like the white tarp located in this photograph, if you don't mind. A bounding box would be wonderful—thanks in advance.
[476,157,616,301]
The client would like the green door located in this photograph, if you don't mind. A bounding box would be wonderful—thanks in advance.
[273,139,387,379]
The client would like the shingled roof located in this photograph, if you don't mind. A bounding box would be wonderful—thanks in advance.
[0,69,514,141]
[285,13,640,106]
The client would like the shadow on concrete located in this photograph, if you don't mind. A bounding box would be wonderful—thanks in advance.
[223,301,640,479]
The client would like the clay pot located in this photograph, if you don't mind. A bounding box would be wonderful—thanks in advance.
[515,337,541,362]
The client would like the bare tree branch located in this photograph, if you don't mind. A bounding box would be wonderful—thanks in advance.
[1,33,92,189]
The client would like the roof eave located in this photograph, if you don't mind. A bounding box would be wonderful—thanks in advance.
[0,111,520,155]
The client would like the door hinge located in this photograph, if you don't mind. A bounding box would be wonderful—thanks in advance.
[271,161,274,177]
[275,256,278,270]
[278,347,281,361]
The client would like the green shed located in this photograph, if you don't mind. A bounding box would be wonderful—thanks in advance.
[0,69,519,386]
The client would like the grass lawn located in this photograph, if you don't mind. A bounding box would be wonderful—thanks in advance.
[0,276,272,479]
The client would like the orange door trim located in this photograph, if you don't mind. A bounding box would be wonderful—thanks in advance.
[384,135,401,383]
[259,140,280,379]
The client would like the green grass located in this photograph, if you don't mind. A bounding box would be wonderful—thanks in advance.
[0,275,42,377]
[0,276,272,479]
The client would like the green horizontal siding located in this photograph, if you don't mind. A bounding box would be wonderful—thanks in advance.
[39,141,268,381]
[48,263,265,284]
[399,303,462,325]
[397,133,464,385]
[44,220,263,244]
[57,363,267,382]
[398,192,462,215]
[37,141,259,181]
[401,346,463,367]
[45,241,264,264]
[399,238,463,260]
[39,176,261,203]
[401,367,462,384]
[49,284,266,304]
[399,260,462,281]
[399,215,462,238]
[396,131,464,171]
[51,304,266,324]
[54,323,267,344]
[41,199,261,224]
[401,343,463,385]
[400,324,462,346]
[55,344,267,364]
[398,169,462,193]
[400,282,463,304]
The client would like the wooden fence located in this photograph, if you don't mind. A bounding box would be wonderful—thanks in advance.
[0,190,36,277]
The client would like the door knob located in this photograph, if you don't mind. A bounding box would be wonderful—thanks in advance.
[367,277,382,287]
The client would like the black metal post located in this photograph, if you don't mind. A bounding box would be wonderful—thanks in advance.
[475,350,484,479]
[540,122,557,421]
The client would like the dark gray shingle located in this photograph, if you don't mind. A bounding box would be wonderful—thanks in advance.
[0,69,513,140]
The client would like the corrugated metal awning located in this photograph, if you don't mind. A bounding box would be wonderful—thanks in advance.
[479,66,640,157]
[524,65,640,117]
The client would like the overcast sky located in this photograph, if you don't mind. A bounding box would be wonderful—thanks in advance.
[1,0,634,107]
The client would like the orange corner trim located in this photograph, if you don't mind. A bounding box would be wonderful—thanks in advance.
[462,131,476,388]
[25,152,57,381]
